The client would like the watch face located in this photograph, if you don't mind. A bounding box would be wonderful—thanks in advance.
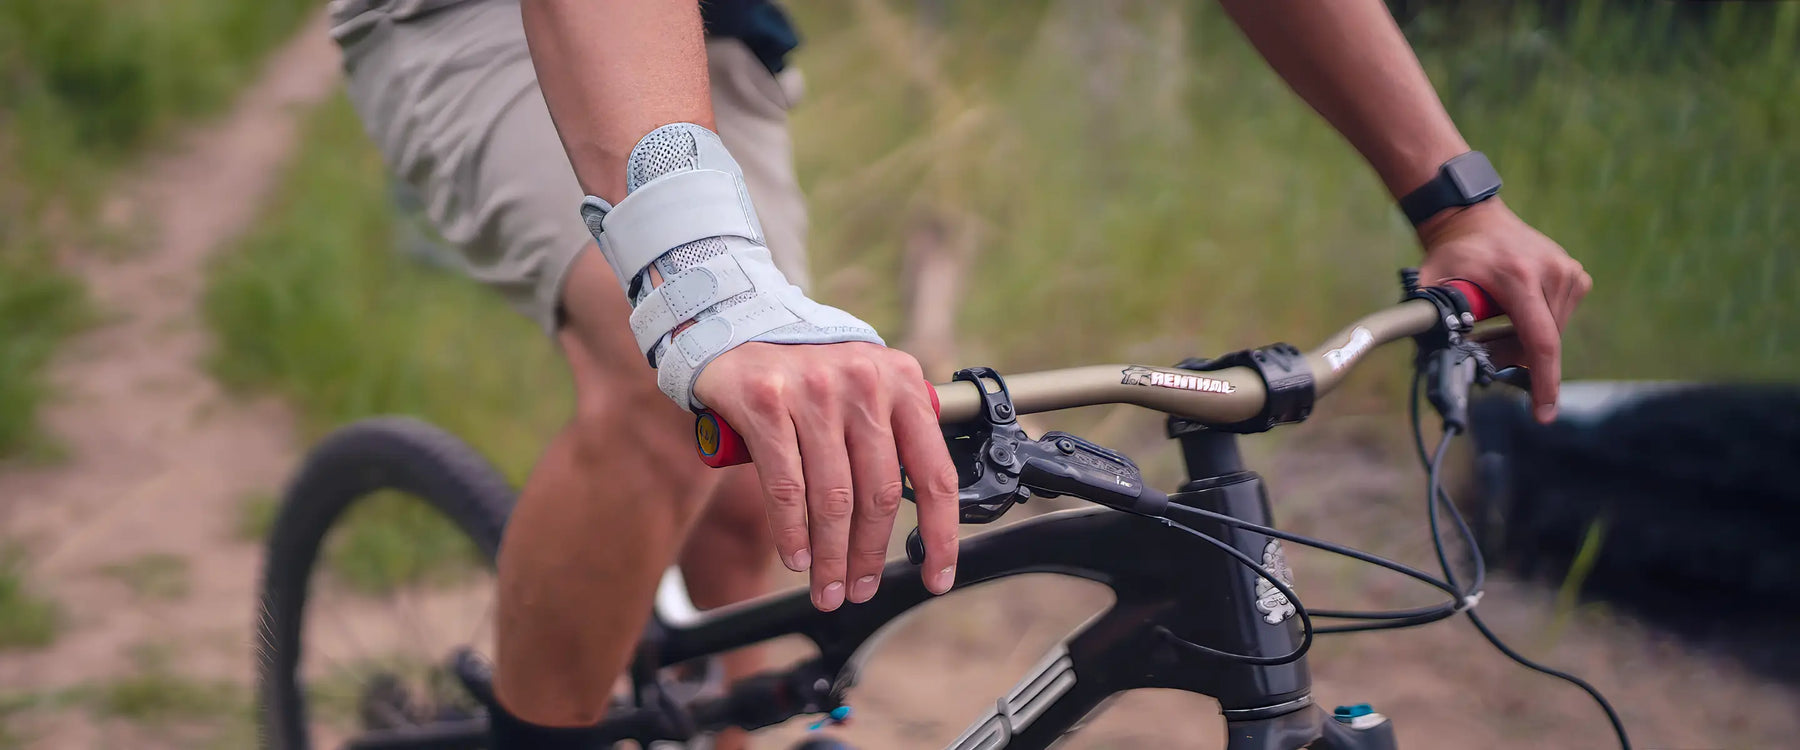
[1445,152,1502,201]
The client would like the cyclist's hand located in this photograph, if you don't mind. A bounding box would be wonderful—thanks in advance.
[694,342,959,611]
[1416,200,1592,424]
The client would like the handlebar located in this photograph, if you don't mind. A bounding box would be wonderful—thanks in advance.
[696,280,1499,467]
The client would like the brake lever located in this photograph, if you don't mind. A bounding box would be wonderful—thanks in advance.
[1425,341,1490,432]
[903,368,1165,565]
[1490,366,1531,393]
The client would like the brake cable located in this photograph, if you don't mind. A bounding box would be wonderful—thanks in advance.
[1123,369,1631,749]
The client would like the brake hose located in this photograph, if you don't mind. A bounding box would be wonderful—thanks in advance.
[1133,370,1631,749]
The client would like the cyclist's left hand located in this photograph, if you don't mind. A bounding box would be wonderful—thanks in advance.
[1415,200,1592,424]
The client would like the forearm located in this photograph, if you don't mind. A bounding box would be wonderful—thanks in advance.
[1219,0,1467,199]
[522,0,713,204]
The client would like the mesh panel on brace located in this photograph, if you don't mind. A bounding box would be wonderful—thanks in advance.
[627,125,759,359]
[628,126,722,277]
[626,127,701,193]
[665,237,727,271]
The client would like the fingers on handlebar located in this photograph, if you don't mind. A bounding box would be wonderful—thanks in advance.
[1442,279,1560,423]
[1443,279,1501,322]
[844,390,903,605]
[1501,292,1562,424]
[699,374,955,598]
[893,378,958,595]
[697,382,941,468]
[793,386,856,612]
[733,406,812,575]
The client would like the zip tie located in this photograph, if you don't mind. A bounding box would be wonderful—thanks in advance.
[1456,591,1484,612]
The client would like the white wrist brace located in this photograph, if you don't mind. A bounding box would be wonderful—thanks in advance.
[580,123,884,410]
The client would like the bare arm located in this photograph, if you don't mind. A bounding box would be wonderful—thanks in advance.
[519,1,960,614]
[521,0,714,204]
[1218,0,1465,199]
[1221,0,1592,422]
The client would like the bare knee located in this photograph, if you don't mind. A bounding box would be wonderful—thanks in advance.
[560,326,719,519]
[697,467,771,547]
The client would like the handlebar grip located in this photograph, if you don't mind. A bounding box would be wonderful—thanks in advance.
[695,410,750,468]
[696,382,942,468]
[1444,279,1501,321]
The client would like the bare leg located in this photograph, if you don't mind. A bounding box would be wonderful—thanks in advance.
[494,250,724,725]
[679,467,775,750]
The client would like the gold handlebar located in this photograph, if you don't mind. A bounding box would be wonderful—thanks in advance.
[932,298,1457,424]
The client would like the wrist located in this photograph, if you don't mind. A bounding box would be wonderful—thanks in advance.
[1399,150,1502,230]
[1417,197,1509,248]
[1381,137,1473,201]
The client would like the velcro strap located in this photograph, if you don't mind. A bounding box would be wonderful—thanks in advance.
[657,293,805,407]
[596,169,761,284]
[627,254,755,359]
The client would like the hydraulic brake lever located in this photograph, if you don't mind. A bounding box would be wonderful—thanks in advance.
[904,368,1166,565]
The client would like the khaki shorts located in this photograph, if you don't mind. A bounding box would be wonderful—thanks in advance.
[332,0,811,335]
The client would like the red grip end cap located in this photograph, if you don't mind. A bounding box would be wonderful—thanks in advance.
[696,410,750,468]
[1445,279,1500,321]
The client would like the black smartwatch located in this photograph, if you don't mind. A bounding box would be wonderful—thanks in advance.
[1399,151,1502,227]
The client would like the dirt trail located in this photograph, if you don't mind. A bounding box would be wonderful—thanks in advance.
[0,16,340,747]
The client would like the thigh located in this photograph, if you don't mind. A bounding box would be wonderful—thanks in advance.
[339,0,589,336]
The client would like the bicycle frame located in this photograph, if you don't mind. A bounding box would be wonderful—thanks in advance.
[340,280,1503,750]
[638,430,1395,750]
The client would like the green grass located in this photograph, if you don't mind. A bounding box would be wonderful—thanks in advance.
[87,672,240,724]
[0,0,319,192]
[98,553,192,602]
[0,550,59,650]
[0,644,250,745]
[205,96,570,473]
[205,96,563,589]
[0,0,317,459]
[237,490,281,543]
[325,491,485,595]
[787,1,1798,385]
[0,237,87,458]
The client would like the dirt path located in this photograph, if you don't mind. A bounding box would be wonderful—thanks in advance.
[0,16,340,748]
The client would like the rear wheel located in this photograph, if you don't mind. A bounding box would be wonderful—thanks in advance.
[256,417,513,749]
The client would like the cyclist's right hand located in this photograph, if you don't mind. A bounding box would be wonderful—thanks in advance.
[694,342,960,611]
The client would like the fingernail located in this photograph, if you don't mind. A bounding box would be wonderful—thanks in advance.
[850,574,879,603]
[1535,404,1556,424]
[788,548,811,572]
[930,565,956,595]
[817,581,845,611]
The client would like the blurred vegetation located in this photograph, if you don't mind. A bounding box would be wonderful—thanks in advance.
[203,1,1795,565]
[324,490,486,594]
[0,550,58,650]
[97,553,192,602]
[793,0,1797,386]
[205,96,569,475]
[0,0,317,457]
[206,98,559,586]
[0,240,85,458]
[0,643,253,748]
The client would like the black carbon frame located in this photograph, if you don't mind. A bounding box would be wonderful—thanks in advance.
[334,434,1402,750]
[637,431,1397,750]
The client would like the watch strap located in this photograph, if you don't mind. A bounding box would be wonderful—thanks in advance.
[1400,151,1501,227]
